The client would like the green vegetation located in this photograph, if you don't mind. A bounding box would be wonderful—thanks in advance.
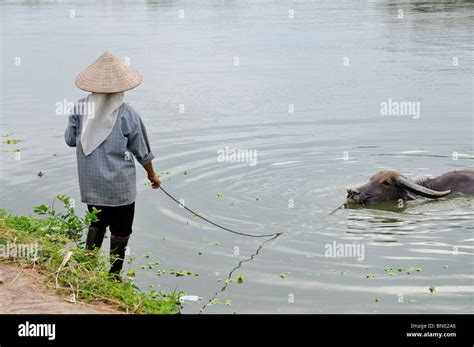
[0,195,182,314]
[2,134,21,145]
[2,139,20,144]
[237,274,244,284]
[384,266,422,276]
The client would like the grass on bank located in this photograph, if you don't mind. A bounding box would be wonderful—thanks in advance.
[0,195,182,314]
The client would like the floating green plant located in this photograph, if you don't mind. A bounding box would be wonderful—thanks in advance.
[384,266,422,276]
[331,269,348,276]
[237,274,244,284]
[167,268,199,277]
[3,139,20,144]
[208,299,232,306]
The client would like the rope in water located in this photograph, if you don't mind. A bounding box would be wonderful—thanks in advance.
[200,233,280,313]
[159,185,282,313]
[159,186,283,238]
[328,203,346,215]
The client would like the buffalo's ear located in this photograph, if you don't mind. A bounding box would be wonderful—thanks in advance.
[400,189,417,201]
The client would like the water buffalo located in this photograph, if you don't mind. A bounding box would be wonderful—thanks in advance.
[346,170,474,205]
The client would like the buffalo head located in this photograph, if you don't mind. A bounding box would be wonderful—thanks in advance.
[346,170,451,205]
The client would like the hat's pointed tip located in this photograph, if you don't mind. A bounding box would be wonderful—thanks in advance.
[99,51,115,60]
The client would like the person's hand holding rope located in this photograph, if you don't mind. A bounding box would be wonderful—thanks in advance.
[144,162,161,189]
[148,174,161,189]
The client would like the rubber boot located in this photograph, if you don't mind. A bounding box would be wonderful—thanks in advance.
[109,234,129,280]
[85,226,106,250]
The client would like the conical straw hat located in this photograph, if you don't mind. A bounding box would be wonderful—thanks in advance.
[75,52,142,93]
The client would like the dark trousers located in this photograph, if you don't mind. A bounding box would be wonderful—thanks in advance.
[87,202,135,237]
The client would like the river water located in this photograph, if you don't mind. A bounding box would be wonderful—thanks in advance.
[1,0,473,313]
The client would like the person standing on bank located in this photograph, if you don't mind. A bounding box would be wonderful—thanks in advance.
[65,52,161,279]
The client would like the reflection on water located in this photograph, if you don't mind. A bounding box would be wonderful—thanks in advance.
[0,0,473,313]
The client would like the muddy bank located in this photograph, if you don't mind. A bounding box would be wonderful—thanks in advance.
[0,263,119,314]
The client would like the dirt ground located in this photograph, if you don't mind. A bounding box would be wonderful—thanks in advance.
[0,262,120,314]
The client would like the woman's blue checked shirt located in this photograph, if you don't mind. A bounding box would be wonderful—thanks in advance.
[65,102,155,206]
